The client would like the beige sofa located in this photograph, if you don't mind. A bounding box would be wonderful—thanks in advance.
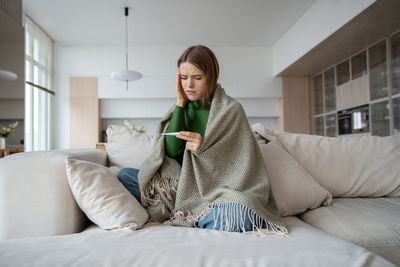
[0,125,398,267]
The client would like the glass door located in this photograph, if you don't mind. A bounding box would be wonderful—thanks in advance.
[313,75,323,115]
[325,113,337,137]
[391,31,400,96]
[370,100,390,136]
[336,60,350,86]
[369,40,388,101]
[324,68,336,112]
[393,97,400,135]
[352,51,367,79]
[314,116,324,136]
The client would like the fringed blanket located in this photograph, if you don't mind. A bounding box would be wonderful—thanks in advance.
[138,85,287,236]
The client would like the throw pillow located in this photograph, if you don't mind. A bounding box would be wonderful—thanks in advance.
[65,158,148,230]
[106,125,154,169]
[254,124,400,198]
[259,142,332,216]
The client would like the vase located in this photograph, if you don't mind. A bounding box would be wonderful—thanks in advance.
[0,137,5,150]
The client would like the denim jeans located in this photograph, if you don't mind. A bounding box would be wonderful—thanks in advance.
[117,168,141,203]
[196,204,258,232]
[117,168,257,232]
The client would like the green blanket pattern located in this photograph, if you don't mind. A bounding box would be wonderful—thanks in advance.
[138,85,287,235]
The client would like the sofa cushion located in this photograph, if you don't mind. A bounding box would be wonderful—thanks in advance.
[0,149,107,240]
[65,158,148,231]
[259,142,332,216]
[106,125,154,169]
[0,217,393,267]
[252,123,400,198]
[300,198,400,265]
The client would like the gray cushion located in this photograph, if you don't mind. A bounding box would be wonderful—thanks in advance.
[300,198,400,265]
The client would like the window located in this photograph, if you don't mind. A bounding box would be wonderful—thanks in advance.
[25,16,54,151]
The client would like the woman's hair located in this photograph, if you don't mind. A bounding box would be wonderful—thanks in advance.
[177,45,220,106]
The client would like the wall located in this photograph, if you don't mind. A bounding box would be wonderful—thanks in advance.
[0,10,25,146]
[273,0,376,76]
[54,45,282,149]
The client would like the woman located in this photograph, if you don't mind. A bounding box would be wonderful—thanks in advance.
[118,45,286,235]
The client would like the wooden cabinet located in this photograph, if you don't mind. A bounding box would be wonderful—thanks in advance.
[281,77,312,134]
[69,77,99,148]
[311,30,400,137]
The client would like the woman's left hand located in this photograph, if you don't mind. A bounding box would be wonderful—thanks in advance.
[176,131,202,152]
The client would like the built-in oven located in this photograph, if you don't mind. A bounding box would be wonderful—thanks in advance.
[338,105,369,135]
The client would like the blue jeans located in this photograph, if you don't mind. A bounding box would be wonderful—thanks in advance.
[117,168,142,203]
[196,204,258,232]
[117,168,257,232]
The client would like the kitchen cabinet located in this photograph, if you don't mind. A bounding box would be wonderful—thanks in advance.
[391,31,400,96]
[336,60,350,86]
[393,97,400,135]
[370,100,390,136]
[314,116,324,136]
[369,40,388,101]
[352,51,367,80]
[313,74,323,115]
[325,113,337,137]
[324,68,336,112]
[70,77,100,148]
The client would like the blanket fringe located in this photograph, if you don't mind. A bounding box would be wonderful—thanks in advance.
[171,203,288,237]
[141,172,177,210]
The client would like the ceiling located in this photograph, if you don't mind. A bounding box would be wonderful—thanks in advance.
[22,0,316,46]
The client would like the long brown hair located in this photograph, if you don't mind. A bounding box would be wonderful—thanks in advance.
[177,45,220,107]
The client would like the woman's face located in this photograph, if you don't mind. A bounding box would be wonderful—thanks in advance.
[179,62,208,101]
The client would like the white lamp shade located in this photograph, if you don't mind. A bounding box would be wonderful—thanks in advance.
[110,70,143,81]
[0,69,18,81]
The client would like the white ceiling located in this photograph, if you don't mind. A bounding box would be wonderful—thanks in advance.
[23,0,316,46]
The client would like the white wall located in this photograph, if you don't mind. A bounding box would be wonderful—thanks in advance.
[54,45,282,149]
[273,0,375,76]
[0,44,25,118]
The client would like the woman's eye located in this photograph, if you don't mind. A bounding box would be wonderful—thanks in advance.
[181,76,187,80]
[195,77,202,80]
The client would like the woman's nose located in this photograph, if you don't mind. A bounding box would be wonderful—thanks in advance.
[187,78,194,87]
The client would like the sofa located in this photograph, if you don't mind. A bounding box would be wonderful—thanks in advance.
[0,124,399,267]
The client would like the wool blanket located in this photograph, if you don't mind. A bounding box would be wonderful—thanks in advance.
[138,85,287,235]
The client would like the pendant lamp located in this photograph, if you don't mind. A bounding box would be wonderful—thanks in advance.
[110,7,142,90]
[0,69,18,81]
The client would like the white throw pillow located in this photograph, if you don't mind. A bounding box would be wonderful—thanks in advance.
[106,125,154,169]
[253,123,400,198]
[259,142,332,216]
[65,158,148,230]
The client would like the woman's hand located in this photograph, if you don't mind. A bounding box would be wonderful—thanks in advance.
[176,131,202,152]
[175,68,187,107]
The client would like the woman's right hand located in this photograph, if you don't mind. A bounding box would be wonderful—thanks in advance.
[175,68,187,107]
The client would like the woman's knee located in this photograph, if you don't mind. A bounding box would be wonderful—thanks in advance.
[117,168,139,182]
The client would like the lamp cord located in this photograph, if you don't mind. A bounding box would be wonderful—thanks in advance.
[125,7,129,90]
[125,7,128,71]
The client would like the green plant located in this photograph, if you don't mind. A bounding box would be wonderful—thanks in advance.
[0,121,18,138]
[124,120,148,133]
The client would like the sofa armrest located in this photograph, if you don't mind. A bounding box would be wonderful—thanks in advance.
[0,149,107,240]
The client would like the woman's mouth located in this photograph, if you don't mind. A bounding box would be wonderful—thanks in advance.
[186,90,196,95]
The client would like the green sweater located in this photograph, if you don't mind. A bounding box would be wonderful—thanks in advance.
[165,100,210,163]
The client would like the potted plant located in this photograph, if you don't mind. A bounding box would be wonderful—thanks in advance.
[0,121,19,149]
